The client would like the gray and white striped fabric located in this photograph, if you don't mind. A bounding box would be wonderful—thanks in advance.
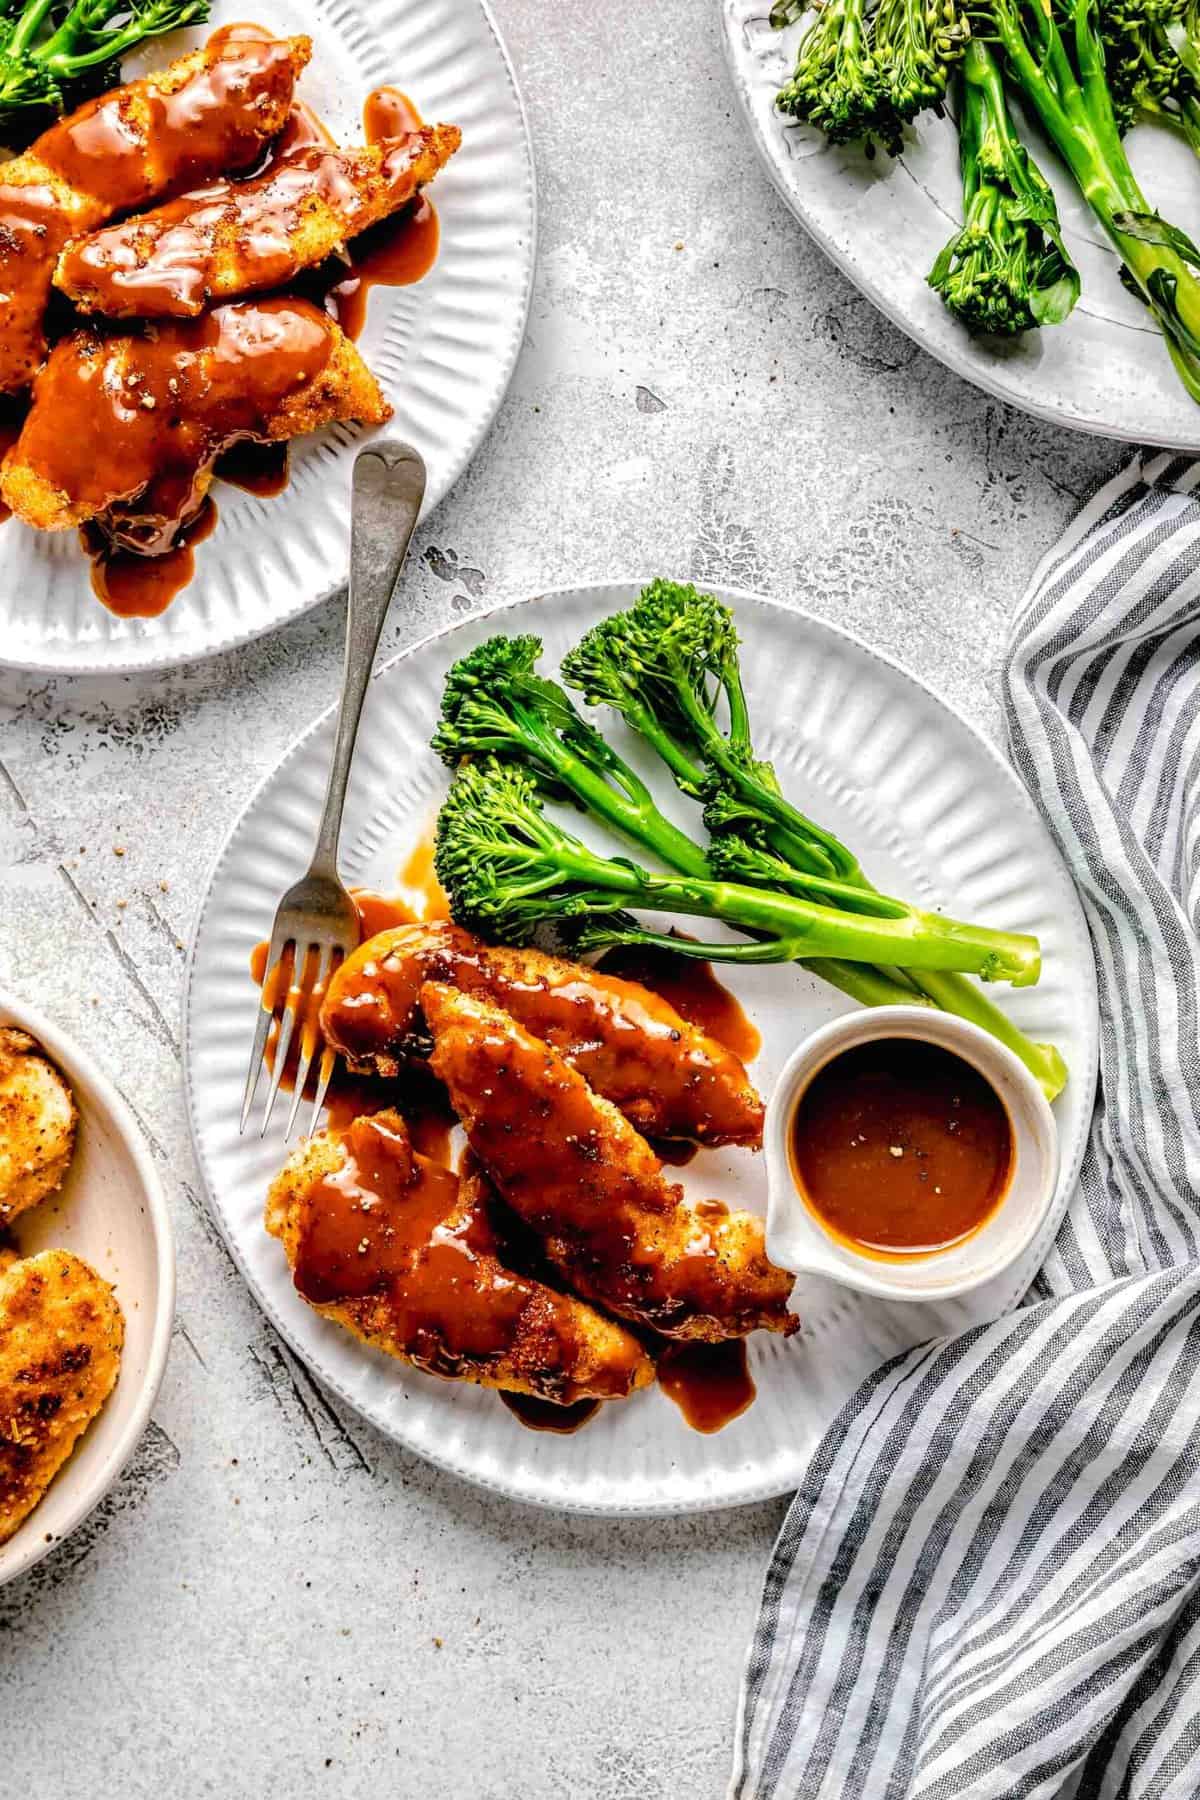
[732,451,1200,1800]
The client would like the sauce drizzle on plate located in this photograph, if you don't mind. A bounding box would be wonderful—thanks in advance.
[656,1339,756,1433]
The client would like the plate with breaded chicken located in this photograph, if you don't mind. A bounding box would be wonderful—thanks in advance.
[0,0,534,672]
[183,581,1098,1514]
[0,991,174,1585]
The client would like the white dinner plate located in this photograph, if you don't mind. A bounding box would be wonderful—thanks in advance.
[0,0,534,674]
[184,583,1098,1515]
[721,0,1200,450]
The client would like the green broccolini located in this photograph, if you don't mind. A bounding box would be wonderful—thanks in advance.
[0,0,210,133]
[771,0,1200,394]
[433,757,1042,985]
[430,634,712,881]
[771,0,969,154]
[561,581,1068,1098]
[929,40,1080,334]
[772,0,902,154]
[872,0,971,121]
[431,632,925,1010]
[1099,0,1200,146]
[988,0,1200,400]
[561,579,861,884]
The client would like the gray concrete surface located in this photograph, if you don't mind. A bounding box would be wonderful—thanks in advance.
[0,3,1124,1795]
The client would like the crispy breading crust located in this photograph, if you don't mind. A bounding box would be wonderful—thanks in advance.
[320,921,766,1148]
[57,124,462,319]
[0,33,311,393]
[0,1251,124,1545]
[0,1029,77,1227]
[423,982,798,1342]
[1,306,390,534]
[266,1118,654,1404]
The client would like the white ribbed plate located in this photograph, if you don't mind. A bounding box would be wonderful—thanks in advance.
[184,584,1098,1515]
[722,0,1200,450]
[0,0,534,674]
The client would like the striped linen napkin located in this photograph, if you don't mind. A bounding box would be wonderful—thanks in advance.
[731,451,1200,1800]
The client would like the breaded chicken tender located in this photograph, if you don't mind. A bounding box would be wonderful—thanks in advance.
[2,297,389,539]
[266,1111,654,1406]
[57,124,462,319]
[0,1029,77,1227]
[0,32,310,393]
[0,1251,124,1545]
[320,921,765,1148]
[423,983,797,1342]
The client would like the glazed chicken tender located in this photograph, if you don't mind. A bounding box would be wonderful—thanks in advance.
[57,125,462,319]
[0,1251,124,1545]
[0,1029,77,1227]
[1,297,389,540]
[0,32,310,393]
[320,921,765,1148]
[266,1112,654,1406]
[423,983,797,1342]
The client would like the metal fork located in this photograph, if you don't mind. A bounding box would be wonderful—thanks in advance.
[240,439,427,1142]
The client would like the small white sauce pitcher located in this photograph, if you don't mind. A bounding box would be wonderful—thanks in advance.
[764,1005,1060,1304]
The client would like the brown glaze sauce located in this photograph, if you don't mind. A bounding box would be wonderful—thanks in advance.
[214,439,290,497]
[363,87,424,142]
[427,996,789,1339]
[7,51,443,612]
[43,297,334,534]
[395,835,450,922]
[0,186,75,394]
[351,887,421,939]
[595,939,761,1157]
[61,132,436,320]
[500,1394,601,1434]
[294,1112,542,1372]
[656,1339,756,1433]
[254,852,770,1436]
[294,1114,647,1407]
[47,297,335,611]
[84,494,217,616]
[37,34,301,213]
[0,32,300,394]
[597,941,762,1065]
[307,87,440,342]
[326,924,764,1150]
[790,1038,1014,1259]
[272,98,337,158]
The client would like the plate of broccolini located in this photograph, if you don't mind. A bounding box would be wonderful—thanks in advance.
[185,581,1097,1514]
[723,0,1200,447]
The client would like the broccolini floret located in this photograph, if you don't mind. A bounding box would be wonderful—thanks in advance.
[929,39,1080,334]
[774,0,904,154]
[431,633,710,878]
[1100,0,1200,146]
[0,0,210,134]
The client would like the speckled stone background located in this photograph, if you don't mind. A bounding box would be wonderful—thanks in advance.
[0,3,1126,1795]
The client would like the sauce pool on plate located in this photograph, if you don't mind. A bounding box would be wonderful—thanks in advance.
[789,1037,1013,1258]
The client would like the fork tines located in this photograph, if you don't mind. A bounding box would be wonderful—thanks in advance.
[240,935,342,1143]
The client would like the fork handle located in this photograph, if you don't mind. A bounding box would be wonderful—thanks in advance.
[311,440,428,878]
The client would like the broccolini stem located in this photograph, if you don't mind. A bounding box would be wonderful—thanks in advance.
[40,1,207,72]
[523,717,712,881]
[10,0,58,56]
[911,969,1069,1096]
[540,840,1043,983]
[583,924,931,1007]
